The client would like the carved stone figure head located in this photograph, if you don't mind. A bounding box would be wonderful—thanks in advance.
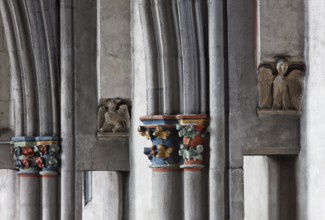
[106,100,118,112]
[276,58,289,75]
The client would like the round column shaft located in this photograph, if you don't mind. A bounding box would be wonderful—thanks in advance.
[183,169,203,220]
[177,115,208,220]
[19,172,41,220]
[139,115,183,220]
[152,169,183,220]
[36,136,60,220]
[40,172,58,220]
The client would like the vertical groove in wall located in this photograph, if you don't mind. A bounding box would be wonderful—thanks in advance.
[40,0,60,135]
[177,0,199,114]
[171,0,183,114]
[96,0,101,100]
[190,0,200,113]
[194,0,207,114]
[151,0,180,114]
[7,0,38,136]
[0,0,24,136]
[138,0,160,115]
[223,0,230,218]
[25,0,52,135]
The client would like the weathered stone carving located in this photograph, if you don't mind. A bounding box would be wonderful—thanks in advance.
[98,98,131,132]
[258,58,305,111]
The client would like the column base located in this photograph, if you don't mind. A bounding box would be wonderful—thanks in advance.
[40,170,58,177]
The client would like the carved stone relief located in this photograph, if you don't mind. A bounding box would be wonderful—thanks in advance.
[258,58,305,112]
[138,115,209,169]
[12,136,60,173]
[98,98,131,133]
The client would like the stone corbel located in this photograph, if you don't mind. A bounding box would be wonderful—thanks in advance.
[98,98,131,136]
[257,57,305,114]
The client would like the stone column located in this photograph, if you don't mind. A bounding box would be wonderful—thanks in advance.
[12,136,41,220]
[139,115,183,220]
[18,171,41,220]
[40,173,58,220]
[60,0,75,219]
[151,169,182,220]
[36,136,60,220]
[177,115,208,220]
[12,136,61,220]
[208,0,226,219]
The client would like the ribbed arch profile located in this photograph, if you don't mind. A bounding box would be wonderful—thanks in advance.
[0,0,59,137]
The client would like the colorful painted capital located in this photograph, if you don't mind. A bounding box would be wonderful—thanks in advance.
[139,115,209,169]
[177,115,209,169]
[12,136,61,173]
[139,115,182,168]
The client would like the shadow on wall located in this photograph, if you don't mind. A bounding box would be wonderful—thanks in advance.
[268,156,297,220]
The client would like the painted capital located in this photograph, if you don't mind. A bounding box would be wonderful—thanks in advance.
[177,115,209,170]
[12,136,61,174]
[139,115,209,170]
[139,115,182,168]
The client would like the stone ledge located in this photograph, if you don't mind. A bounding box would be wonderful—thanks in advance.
[244,146,300,155]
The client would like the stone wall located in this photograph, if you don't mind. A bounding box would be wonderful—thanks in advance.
[0,0,322,219]
[81,0,135,219]
[297,1,325,219]
[98,0,131,99]
[128,0,152,219]
[0,12,17,220]
[0,11,12,136]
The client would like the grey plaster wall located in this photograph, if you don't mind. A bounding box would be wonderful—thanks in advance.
[98,0,131,99]
[83,172,123,220]
[74,0,130,172]
[258,0,305,62]
[297,1,325,219]
[0,12,17,220]
[244,156,297,220]
[0,170,18,220]
[128,1,153,219]
[244,156,269,220]
[0,10,12,134]
[0,8,14,168]
[228,1,303,219]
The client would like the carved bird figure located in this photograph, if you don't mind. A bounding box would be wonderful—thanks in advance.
[98,105,107,130]
[258,58,304,111]
[258,66,275,109]
[99,99,130,132]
